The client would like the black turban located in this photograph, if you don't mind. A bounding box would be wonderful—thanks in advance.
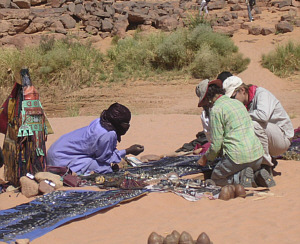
[100,103,131,142]
[217,71,233,83]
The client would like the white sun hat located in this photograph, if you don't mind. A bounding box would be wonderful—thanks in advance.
[223,76,243,97]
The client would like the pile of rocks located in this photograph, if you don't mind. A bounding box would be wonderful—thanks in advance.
[148,230,212,244]
[19,172,63,198]
[0,0,299,48]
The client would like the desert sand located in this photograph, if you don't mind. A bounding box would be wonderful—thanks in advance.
[1,8,300,244]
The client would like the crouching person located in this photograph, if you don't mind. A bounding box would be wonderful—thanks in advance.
[223,80,293,187]
[195,79,264,187]
[47,103,144,175]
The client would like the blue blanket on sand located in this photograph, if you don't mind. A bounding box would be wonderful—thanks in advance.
[0,189,148,243]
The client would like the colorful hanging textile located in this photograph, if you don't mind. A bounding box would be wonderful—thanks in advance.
[0,69,53,186]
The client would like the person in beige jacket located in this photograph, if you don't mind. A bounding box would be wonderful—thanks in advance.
[223,79,294,187]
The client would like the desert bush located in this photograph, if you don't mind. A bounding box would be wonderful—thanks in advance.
[153,29,190,69]
[0,38,105,88]
[108,22,249,80]
[0,20,249,89]
[185,14,212,30]
[190,43,221,78]
[107,32,164,80]
[220,53,250,74]
[262,41,300,77]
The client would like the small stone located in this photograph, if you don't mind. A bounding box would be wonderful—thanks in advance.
[140,154,161,163]
[35,172,63,189]
[148,232,164,244]
[15,238,30,244]
[196,232,211,244]
[38,180,55,194]
[20,176,39,198]
[179,231,194,244]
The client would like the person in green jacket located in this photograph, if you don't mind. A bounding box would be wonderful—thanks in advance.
[196,79,264,187]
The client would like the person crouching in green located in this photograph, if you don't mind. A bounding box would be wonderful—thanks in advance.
[196,79,264,187]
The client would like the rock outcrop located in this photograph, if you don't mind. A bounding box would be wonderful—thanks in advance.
[0,0,299,48]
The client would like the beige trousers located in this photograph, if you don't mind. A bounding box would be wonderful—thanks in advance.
[253,121,291,166]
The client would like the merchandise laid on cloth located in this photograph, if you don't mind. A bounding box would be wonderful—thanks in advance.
[78,156,219,201]
[147,176,221,202]
[175,131,208,153]
[79,156,218,189]
[46,166,82,187]
[279,126,300,161]
[0,189,148,243]
[0,68,53,186]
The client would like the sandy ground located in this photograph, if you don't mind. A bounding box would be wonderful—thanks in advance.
[0,8,300,244]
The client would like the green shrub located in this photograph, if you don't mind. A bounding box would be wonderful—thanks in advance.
[220,53,250,74]
[188,25,238,56]
[107,33,162,79]
[0,38,105,88]
[0,20,250,89]
[185,14,212,30]
[107,22,248,80]
[190,43,221,79]
[262,41,300,77]
[153,29,190,69]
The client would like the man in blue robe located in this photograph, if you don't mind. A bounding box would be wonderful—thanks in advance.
[47,103,144,175]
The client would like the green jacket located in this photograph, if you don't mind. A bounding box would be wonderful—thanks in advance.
[205,95,264,164]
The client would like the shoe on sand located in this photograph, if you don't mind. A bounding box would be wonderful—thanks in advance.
[239,167,257,188]
[255,168,276,188]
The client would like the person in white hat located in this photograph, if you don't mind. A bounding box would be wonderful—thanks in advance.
[223,80,294,187]
[195,79,264,187]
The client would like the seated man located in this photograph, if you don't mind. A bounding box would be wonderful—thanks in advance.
[196,79,264,187]
[223,79,294,187]
[47,103,144,175]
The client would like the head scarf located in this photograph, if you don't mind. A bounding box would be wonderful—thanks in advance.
[100,103,131,142]
[246,85,257,110]
[217,71,233,82]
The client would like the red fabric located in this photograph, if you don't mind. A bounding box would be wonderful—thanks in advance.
[246,85,257,110]
[0,83,20,134]
[194,142,211,154]
[23,86,39,100]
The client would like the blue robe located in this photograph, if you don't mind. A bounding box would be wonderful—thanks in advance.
[46,118,126,175]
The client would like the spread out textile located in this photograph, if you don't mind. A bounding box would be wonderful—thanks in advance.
[0,189,148,243]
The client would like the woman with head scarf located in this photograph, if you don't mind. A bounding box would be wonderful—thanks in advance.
[196,79,264,187]
[46,103,144,175]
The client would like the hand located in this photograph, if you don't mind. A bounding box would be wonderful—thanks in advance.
[126,144,144,156]
[197,155,207,166]
[193,148,203,155]
[111,163,119,172]
[195,131,202,138]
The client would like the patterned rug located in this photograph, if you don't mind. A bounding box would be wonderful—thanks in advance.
[0,189,148,243]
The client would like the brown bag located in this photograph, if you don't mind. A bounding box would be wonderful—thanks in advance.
[47,166,70,176]
[62,174,81,187]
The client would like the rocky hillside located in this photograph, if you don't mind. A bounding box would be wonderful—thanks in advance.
[0,0,299,49]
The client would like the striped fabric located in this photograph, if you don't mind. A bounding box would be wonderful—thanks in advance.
[205,95,264,164]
